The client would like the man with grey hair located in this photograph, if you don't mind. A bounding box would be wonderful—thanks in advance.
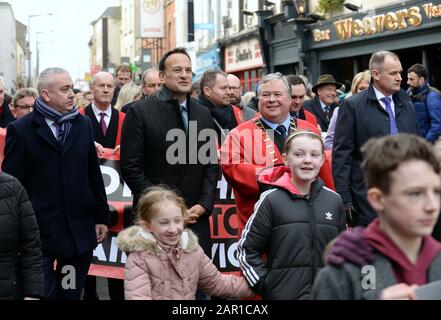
[141,67,162,98]
[333,50,419,227]
[83,72,124,154]
[221,73,334,235]
[0,78,15,128]
[2,67,109,300]
[227,74,257,121]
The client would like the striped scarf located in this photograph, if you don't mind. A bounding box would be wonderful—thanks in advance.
[34,98,79,145]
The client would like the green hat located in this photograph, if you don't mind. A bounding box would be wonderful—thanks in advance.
[312,74,343,95]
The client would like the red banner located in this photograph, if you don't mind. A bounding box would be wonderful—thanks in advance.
[91,149,240,279]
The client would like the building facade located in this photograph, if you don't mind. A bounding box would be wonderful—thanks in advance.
[0,2,17,93]
[89,6,121,75]
[15,19,28,89]
[308,0,441,88]
[264,0,441,88]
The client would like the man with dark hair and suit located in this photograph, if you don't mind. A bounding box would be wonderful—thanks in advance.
[121,48,219,263]
[285,74,319,128]
[2,67,109,300]
[304,74,342,132]
[333,51,419,227]
[199,70,243,144]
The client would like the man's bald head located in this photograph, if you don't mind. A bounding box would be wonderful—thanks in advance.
[92,72,115,86]
[227,74,242,105]
[142,67,162,97]
[91,72,115,109]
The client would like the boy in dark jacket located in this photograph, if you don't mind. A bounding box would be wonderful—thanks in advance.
[238,131,346,299]
[312,134,441,300]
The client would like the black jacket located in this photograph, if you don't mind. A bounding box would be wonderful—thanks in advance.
[304,97,338,132]
[120,86,219,254]
[84,105,122,148]
[0,172,43,299]
[238,166,346,300]
[332,85,419,226]
[198,95,238,144]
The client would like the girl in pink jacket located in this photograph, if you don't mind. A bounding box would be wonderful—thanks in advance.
[116,186,253,300]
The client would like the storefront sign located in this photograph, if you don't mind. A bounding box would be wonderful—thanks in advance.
[225,37,264,73]
[195,46,221,81]
[313,2,441,43]
[139,0,164,38]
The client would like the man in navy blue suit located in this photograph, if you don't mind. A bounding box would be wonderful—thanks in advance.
[2,67,109,300]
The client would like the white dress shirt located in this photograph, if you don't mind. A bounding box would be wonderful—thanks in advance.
[92,103,112,128]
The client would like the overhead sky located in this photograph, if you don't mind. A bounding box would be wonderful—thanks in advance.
[7,0,120,81]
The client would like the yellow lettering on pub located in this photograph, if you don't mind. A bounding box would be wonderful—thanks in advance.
[408,6,422,26]
[333,19,353,40]
[362,17,376,35]
[384,12,399,30]
[395,9,409,29]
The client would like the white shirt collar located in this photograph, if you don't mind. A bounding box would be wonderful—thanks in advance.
[92,103,112,118]
[260,114,291,131]
[372,85,391,102]
[180,99,188,111]
[319,99,330,111]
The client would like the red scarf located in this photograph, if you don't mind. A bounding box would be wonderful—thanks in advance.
[364,219,441,285]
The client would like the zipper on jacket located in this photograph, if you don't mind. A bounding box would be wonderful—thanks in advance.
[308,199,317,285]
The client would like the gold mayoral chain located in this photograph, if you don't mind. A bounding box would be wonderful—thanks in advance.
[253,117,297,163]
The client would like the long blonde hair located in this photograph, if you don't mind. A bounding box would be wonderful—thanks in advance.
[350,71,371,95]
[114,82,142,111]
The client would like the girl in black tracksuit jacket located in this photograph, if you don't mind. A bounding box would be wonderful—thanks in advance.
[238,130,346,300]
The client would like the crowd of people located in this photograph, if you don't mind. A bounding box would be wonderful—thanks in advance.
[1,48,441,301]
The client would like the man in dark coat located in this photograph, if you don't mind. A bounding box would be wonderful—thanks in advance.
[2,67,109,300]
[199,70,238,144]
[304,74,341,132]
[121,48,219,258]
[332,51,419,227]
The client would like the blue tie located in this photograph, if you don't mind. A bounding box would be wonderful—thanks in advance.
[276,125,287,137]
[382,97,398,135]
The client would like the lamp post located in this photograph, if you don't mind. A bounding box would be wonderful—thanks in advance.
[27,13,53,86]
[35,31,54,78]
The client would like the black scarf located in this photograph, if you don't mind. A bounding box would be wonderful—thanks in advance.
[198,95,238,131]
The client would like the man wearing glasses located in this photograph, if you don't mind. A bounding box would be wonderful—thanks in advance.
[9,88,38,120]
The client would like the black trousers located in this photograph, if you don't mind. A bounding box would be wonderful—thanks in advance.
[43,252,92,300]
